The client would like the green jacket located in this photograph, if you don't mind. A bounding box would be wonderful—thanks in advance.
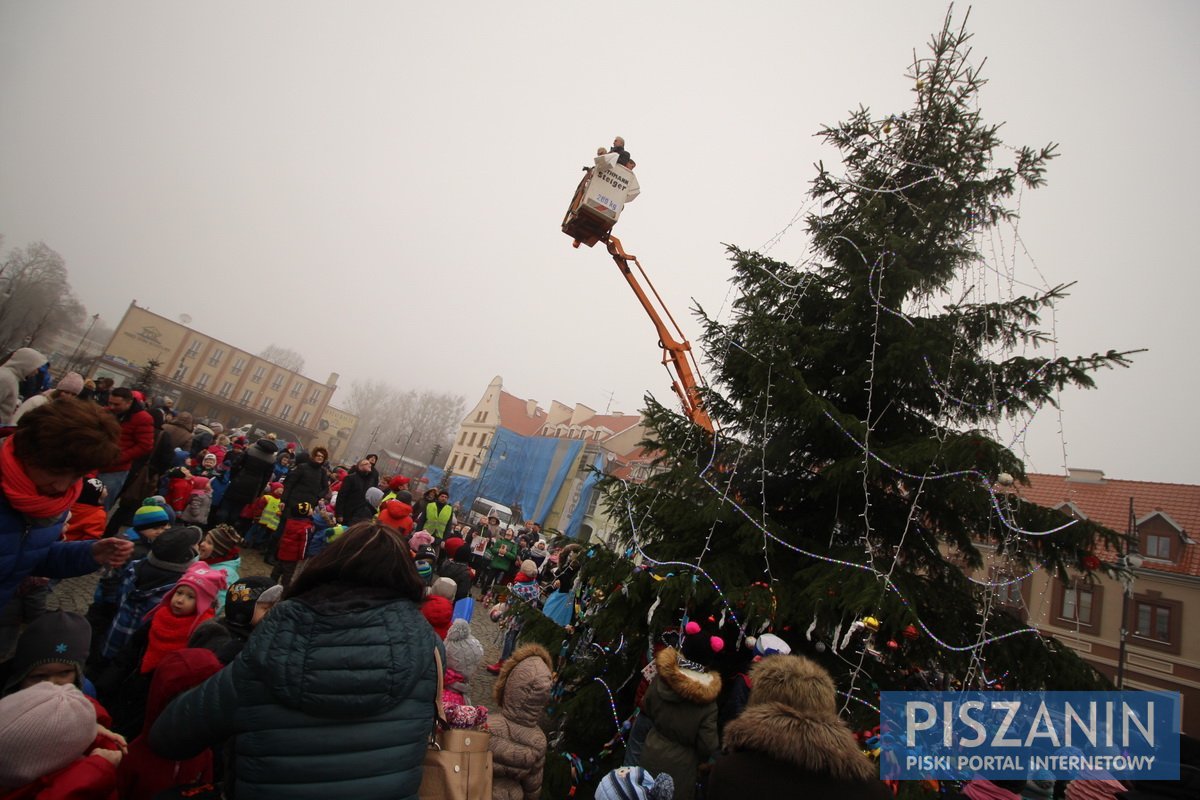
[150,583,443,799]
[488,538,518,572]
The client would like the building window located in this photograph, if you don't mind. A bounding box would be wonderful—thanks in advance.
[218,381,233,398]
[307,388,321,404]
[195,373,210,391]
[251,366,266,383]
[271,374,285,390]
[459,432,467,445]
[239,390,253,406]
[260,397,273,414]
[585,489,601,516]
[1135,601,1172,643]
[1144,533,1172,560]
[231,358,245,376]
[1060,585,1094,625]
[208,348,224,367]
[468,432,478,447]
[280,404,292,420]
[173,365,188,381]
[290,382,303,398]
[185,341,202,358]
[475,411,487,423]
[299,411,311,427]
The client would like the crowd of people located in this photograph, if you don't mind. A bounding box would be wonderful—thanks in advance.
[0,358,1162,799]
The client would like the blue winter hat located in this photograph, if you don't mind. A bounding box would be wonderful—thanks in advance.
[595,766,674,800]
[132,504,171,532]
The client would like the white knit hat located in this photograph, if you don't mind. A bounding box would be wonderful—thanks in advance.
[0,682,96,788]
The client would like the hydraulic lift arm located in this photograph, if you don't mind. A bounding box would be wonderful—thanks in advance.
[604,235,715,434]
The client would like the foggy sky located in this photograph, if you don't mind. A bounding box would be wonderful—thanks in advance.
[1,1,1196,483]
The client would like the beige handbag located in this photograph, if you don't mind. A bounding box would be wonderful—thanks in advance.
[419,649,493,800]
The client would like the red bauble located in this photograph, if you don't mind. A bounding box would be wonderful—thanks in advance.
[1081,554,1100,571]
[886,639,900,650]
[903,624,919,640]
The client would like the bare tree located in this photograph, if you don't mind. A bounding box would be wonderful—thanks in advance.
[258,344,306,373]
[344,380,465,467]
[0,241,87,354]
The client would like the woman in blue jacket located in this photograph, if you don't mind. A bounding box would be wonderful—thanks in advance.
[0,398,134,612]
[150,522,444,799]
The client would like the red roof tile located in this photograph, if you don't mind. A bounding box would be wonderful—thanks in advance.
[497,391,548,437]
[1017,473,1200,578]
[573,413,642,435]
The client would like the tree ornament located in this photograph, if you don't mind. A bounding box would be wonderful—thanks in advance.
[886,639,899,650]
[1081,554,1100,572]
[862,616,881,632]
[997,472,1014,486]
[903,624,919,640]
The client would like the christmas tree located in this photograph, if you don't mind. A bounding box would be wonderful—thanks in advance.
[132,358,161,399]
[517,11,1136,798]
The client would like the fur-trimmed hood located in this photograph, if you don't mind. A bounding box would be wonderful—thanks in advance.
[654,646,721,705]
[722,702,876,782]
[493,643,553,726]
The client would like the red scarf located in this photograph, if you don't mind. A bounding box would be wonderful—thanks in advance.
[0,437,82,518]
[141,604,214,673]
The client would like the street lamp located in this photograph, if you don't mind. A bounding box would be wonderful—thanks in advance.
[1115,497,1144,690]
[397,428,421,473]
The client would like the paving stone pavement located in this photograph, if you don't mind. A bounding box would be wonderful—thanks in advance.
[47,548,507,706]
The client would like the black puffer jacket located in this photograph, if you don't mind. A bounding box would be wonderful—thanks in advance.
[149,583,443,799]
[221,440,277,509]
[280,455,330,512]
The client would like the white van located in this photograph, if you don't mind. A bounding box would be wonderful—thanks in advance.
[468,498,513,527]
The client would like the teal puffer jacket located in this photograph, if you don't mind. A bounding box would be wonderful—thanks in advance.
[149,584,442,799]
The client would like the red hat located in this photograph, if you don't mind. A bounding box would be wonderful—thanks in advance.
[443,536,465,559]
[388,475,410,491]
[269,482,284,493]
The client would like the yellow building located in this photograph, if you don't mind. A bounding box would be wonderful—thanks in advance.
[308,405,359,462]
[94,302,339,443]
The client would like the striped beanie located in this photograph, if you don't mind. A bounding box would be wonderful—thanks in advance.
[132,504,171,532]
[594,767,674,800]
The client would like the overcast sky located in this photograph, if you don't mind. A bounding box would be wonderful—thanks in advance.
[1,1,1196,484]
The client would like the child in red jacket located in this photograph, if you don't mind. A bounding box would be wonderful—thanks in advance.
[139,564,227,675]
[0,682,122,799]
[116,648,223,800]
[64,476,108,541]
[272,501,313,588]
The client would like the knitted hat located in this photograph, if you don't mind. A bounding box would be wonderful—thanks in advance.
[201,452,218,466]
[132,504,171,532]
[443,536,465,560]
[147,526,202,572]
[746,654,837,715]
[161,563,228,620]
[142,495,176,524]
[55,372,84,395]
[444,618,484,679]
[0,683,96,787]
[365,487,384,509]
[387,474,409,491]
[268,482,284,493]
[1,612,91,695]
[256,585,284,608]
[395,489,413,504]
[410,530,434,550]
[223,576,275,628]
[520,559,538,578]
[190,476,210,492]
[679,620,724,670]
[204,524,242,560]
[431,577,457,601]
[77,477,105,507]
[595,766,675,800]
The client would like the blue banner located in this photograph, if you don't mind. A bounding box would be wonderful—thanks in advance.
[880,691,1181,780]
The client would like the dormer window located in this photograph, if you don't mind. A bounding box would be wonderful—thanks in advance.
[1136,511,1185,563]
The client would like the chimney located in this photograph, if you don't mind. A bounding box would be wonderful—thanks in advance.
[326,372,339,388]
[1066,468,1105,484]
[526,398,537,418]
